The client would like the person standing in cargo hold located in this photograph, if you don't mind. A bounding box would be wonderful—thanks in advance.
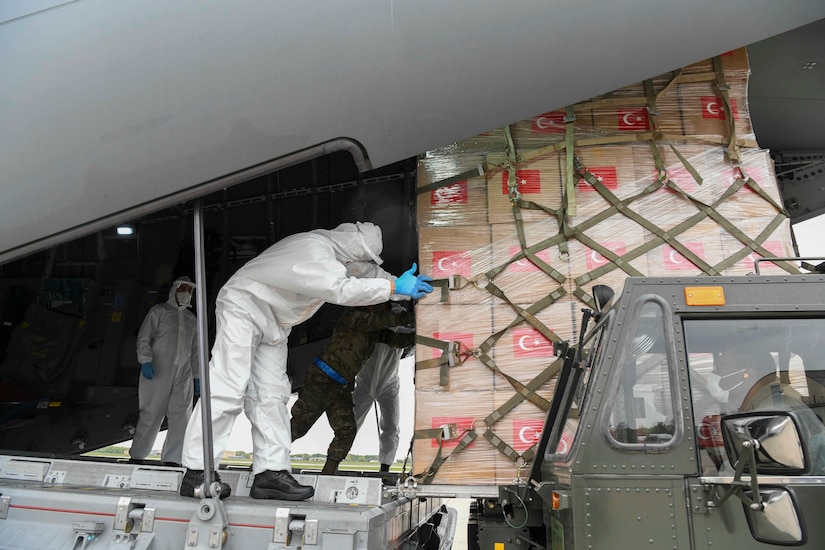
[179,222,434,500]
[291,301,414,475]
[353,340,409,473]
[131,277,200,467]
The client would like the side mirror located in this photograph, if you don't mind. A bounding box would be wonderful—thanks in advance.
[722,411,806,474]
[592,285,614,312]
[744,489,805,545]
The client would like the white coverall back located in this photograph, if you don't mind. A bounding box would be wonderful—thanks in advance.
[132,285,199,464]
[182,222,397,475]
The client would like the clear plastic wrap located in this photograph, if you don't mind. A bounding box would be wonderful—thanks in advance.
[412,48,797,485]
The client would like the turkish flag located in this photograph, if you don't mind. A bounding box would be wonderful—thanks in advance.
[663,243,705,271]
[617,107,650,131]
[701,97,739,120]
[512,327,554,358]
[577,166,618,191]
[512,419,544,452]
[501,169,542,195]
[432,251,473,278]
[556,429,574,455]
[586,242,626,271]
[508,246,552,273]
[737,241,785,271]
[431,181,468,205]
[431,416,476,448]
[432,331,475,360]
[532,111,566,134]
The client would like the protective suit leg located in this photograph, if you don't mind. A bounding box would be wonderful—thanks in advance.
[160,373,194,464]
[182,310,261,470]
[375,377,401,466]
[245,339,292,475]
[131,376,172,460]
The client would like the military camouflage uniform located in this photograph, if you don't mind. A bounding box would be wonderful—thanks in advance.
[291,303,414,465]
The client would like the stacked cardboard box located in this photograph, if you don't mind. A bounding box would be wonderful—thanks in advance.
[412,48,797,485]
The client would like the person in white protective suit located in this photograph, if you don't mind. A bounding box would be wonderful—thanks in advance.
[179,222,433,500]
[131,277,200,466]
[353,340,408,472]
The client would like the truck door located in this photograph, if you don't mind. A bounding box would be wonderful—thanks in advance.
[545,295,697,550]
[685,317,825,547]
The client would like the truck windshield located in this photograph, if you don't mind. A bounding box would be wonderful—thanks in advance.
[684,318,825,476]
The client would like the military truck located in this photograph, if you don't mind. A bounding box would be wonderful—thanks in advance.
[2,2,825,549]
[487,271,825,549]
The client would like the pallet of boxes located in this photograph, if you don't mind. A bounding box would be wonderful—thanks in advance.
[411,48,798,486]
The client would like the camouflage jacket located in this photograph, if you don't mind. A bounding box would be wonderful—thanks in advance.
[316,306,414,383]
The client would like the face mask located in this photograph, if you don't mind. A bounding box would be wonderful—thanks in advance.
[176,291,191,308]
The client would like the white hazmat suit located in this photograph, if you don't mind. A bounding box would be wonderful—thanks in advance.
[182,222,404,475]
[353,342,404,466]
[132,278,199,464]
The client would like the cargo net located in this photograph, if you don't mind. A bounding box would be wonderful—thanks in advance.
[410,49,799,485]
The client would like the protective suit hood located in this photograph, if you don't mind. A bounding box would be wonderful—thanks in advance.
[168,276,196,309]
[313,222,384,265]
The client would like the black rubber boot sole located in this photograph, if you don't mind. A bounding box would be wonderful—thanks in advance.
[250,486,315,501]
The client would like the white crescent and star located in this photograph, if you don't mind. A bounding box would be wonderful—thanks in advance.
[622,112,644,126]
[518,334,547,352]
[591,250,607,265]
[536,117,559,130]
[519,426,541,443]
[705,101,720,116]
[669,250,685,264]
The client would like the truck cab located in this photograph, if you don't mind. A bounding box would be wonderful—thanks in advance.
[536,273,825,549]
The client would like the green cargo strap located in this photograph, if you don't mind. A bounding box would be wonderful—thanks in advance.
[712,55,740,164]
[713,213,798,275]
[476,350,551,410]
[496,192,568,284]
[415,334,466,387]
[503,125,520,201]
[413,428,479,484]
[482,430,530,466]
[484,244,568,286]
[564,106,577,216]
[578,168,721,275]
[669,144,704,186]
[479,359,565,467]
[483,282,552,337]
[643,78,669,181]
[485,358,562,426]
[415,165,487,196]
[425,278,451,303]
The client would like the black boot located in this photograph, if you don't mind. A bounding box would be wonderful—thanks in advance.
[179,469,232,499]
[379,463,391,472]
[250,470,315,501]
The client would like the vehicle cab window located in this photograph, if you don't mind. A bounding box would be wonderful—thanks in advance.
[685,318,825,476]
[606,299,677,447]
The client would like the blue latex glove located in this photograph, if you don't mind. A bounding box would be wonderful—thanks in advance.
[416,273,434,294]
[193,379,201,397]
[140,362,154,380]
[395,263,434,299]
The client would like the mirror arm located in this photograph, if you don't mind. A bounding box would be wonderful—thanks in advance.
[708,439,765,511]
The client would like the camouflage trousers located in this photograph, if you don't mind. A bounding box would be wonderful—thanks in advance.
[290,365,356,462]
